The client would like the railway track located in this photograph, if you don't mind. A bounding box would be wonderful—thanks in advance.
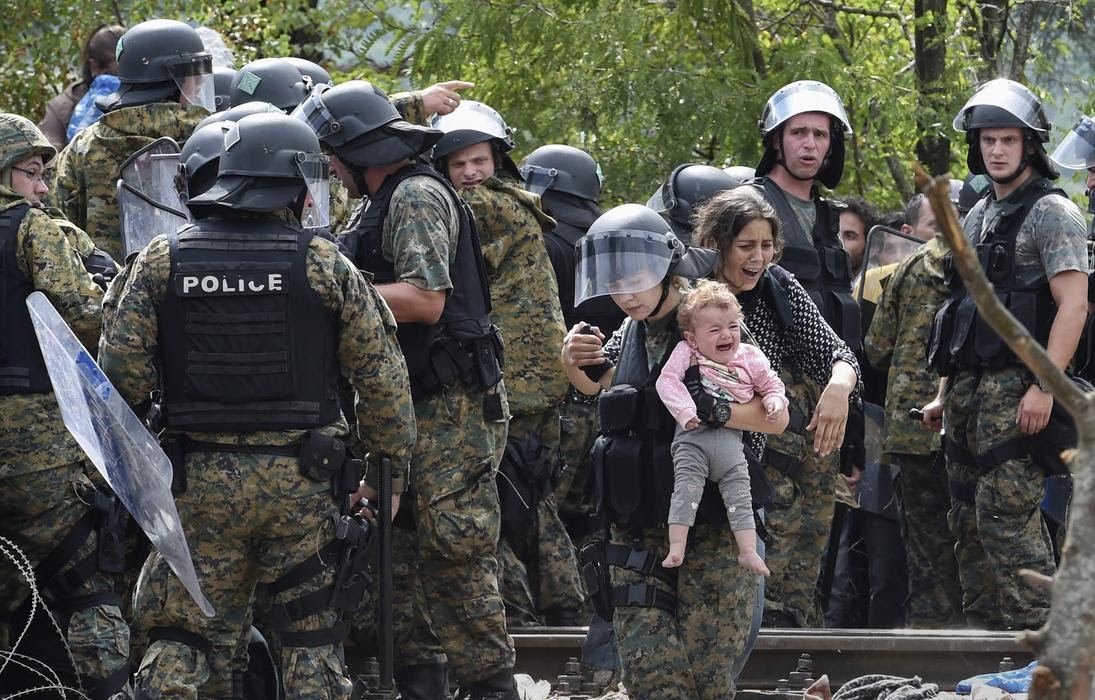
[509,627,1034,691]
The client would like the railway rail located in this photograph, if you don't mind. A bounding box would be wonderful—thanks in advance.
[508,627,1034,691]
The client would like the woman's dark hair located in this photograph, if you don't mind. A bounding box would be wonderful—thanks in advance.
[82,24,126,89]
[693,186,784,263]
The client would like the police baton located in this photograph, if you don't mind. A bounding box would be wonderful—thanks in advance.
[377,456,394,690]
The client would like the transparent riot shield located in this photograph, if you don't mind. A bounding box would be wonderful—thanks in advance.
[118,137,191,259]
[26,292,214,617]
[857,401,899,519]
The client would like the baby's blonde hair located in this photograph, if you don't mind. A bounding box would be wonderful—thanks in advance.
[677,279,741,332]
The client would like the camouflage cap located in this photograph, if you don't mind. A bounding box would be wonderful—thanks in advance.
[0,113,56,171]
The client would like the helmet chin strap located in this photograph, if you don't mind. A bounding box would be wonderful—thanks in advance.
[648,280,672,320]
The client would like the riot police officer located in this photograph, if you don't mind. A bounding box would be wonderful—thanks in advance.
[293,81,517,700]
[560,203,787,698]
[433,104,586,628]
[0,113,128,698]
[100,112,417,695]
[52,19,215,261]
[747,80,860,627]
[921,79,1088,630]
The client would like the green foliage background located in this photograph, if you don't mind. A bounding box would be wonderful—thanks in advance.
[3,0,1092,209]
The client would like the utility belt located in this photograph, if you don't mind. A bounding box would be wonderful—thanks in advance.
[410,328,505,403]
[579,540,678,620]
[161,431,362,508]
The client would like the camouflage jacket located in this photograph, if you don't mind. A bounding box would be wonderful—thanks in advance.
[0,191,104,476]
[462,175,568,415]
[51,102,207,262]
[863,235,947,457]
[98,215,417,492]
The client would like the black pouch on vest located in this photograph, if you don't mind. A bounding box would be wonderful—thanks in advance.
[603,436,643,519]
[765,446,805,480]
[474,331,504,389]
[598,384,640,436]
[299,432,347,483]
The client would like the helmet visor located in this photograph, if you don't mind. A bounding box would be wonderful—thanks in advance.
[521,164,559,196]
[291,85,338,140]
[644,184,671,216]
[760,81,852,135]
[574,230,674,306]
[1050,116,1095,169]
[118,139,191,257]
[952,79,1047,134]
[296,153,330,229]
[166,54,215,113]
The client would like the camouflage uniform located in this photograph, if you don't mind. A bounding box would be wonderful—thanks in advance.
[940,177,1087,630]
[51,102,207,261]
[761,367,836,627]
[461,176,585,622]
[599,314,758,698]
[863,235,963,627]
[346,174,515,684]
[99,223,416,696]
[0,189,129,694]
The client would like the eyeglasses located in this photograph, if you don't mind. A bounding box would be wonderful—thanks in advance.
[11,166,46,184]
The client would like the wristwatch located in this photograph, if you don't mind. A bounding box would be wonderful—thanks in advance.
[710,398,733,425]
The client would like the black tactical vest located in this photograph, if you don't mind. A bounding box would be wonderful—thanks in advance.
[157,218,341,431]
[595,315,729,531]
[928,179,1063,375]
[751,177,860,351]
[342,163,497,394]
[1,204,52,396]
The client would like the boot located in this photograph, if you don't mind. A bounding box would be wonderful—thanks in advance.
[395,663,450,700]
[454,670,519,700]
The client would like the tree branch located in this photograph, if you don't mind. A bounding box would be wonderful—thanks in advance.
[809,0,904,19]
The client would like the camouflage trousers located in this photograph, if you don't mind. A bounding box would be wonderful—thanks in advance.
[131,450,351,699]
[890,453,964,627]
[357,382,515,684]
[0,463,130,696]
[611,523,758,699]
[556,396,601,545]
[762,368,837,627]
[943,368,1055,630]
[498,409,585,623]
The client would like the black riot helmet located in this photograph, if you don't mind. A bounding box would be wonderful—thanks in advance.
[1051,115,1095,216]
[196,100,282,132]
[646,164,737,244]
[97,19,214,113]
[432,100,520,179]
[291,81,442,170]
[521,144,602,202]
[230,58,310,111]
[755,80,852,189]
[284,57,333,89]
[213,68,236,112]
[575,203,717,318]
[722,165,756,188]
[187,112,330,229]
[177,120,229,200]
[953,79,1057,182]
[186,102,283,199]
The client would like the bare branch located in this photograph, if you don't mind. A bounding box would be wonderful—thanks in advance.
[809,0,904,18]
[911,163,1091,416]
